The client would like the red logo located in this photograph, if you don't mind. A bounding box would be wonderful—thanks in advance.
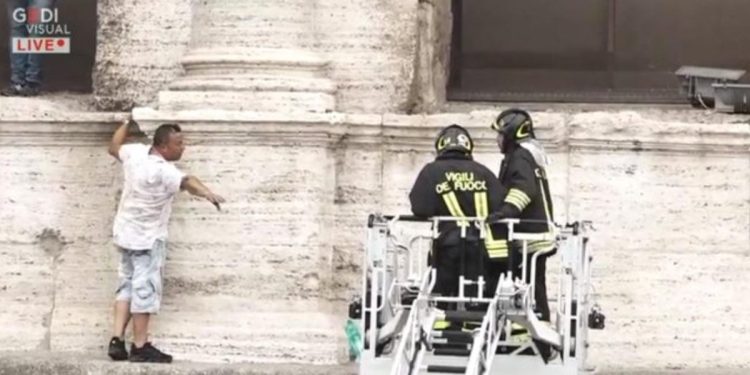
[12,38,70,54]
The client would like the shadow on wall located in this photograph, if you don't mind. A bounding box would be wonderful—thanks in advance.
[0,0,97,92]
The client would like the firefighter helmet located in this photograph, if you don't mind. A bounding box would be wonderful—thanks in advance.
[435,124,473,155]
[491,108,535,143]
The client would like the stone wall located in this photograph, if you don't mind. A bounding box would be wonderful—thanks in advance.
[0,113,343,364]
[1,109,748,372]
[7,0,750,371]
[93,0,192,110]
[92,0,419,113]
[563,112,750,372]
[315,0,419,113]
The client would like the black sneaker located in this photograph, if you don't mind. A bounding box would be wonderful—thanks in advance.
[19,83,40,97]
[129,342,173,363]
[0,84,24,96]
[107,336,128,361]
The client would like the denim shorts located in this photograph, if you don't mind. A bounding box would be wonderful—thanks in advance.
[115,240,166,314]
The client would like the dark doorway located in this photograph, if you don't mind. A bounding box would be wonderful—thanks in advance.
[0,0,97,92]
[449,0,750,103]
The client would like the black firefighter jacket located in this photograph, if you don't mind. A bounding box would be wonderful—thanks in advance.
[496,144,555,253]
[409,151,509,259]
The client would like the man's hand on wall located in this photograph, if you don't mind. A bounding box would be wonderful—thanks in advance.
[205,191,225,211]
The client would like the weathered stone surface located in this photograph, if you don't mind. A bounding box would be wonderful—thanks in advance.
[92,0,419,114]
[1,108,749,371]
[93,0,192,110]
[157,1,336,113]
[0,351,355,375]
[0,350,748,375]
[7,0,750,370]
[316,0,418,113]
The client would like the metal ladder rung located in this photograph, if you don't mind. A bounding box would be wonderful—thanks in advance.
[434,347,471,357]
[424,365,467,373]
[432,330,474,342]
[443,310,485,323]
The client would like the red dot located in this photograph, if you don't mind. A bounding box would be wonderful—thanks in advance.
[57,39,65,47]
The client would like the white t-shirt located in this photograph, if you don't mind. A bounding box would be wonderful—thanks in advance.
[113,144,185,250]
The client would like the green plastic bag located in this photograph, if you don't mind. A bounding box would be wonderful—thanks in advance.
[345,319,362,361]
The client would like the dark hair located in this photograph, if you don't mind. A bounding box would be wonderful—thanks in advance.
[152,123,182,147]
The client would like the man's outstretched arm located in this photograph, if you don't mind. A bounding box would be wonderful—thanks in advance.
[180,175,226,209]
[108,118,132,161]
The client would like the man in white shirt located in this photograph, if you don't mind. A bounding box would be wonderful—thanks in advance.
[106,118,225,363]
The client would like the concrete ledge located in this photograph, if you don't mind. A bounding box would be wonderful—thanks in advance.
[130,107,750,153]
[1,102,748,153]
[0,352,747,375]
[601,368,749,375]
[0,352,356,375]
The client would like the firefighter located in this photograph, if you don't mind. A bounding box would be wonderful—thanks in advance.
[409,124,508,314]
[488,108,557,360]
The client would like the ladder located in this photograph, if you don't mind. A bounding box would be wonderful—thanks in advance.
[356,215,601,375]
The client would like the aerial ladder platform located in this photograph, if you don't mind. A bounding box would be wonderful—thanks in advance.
[349,215,605,375]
